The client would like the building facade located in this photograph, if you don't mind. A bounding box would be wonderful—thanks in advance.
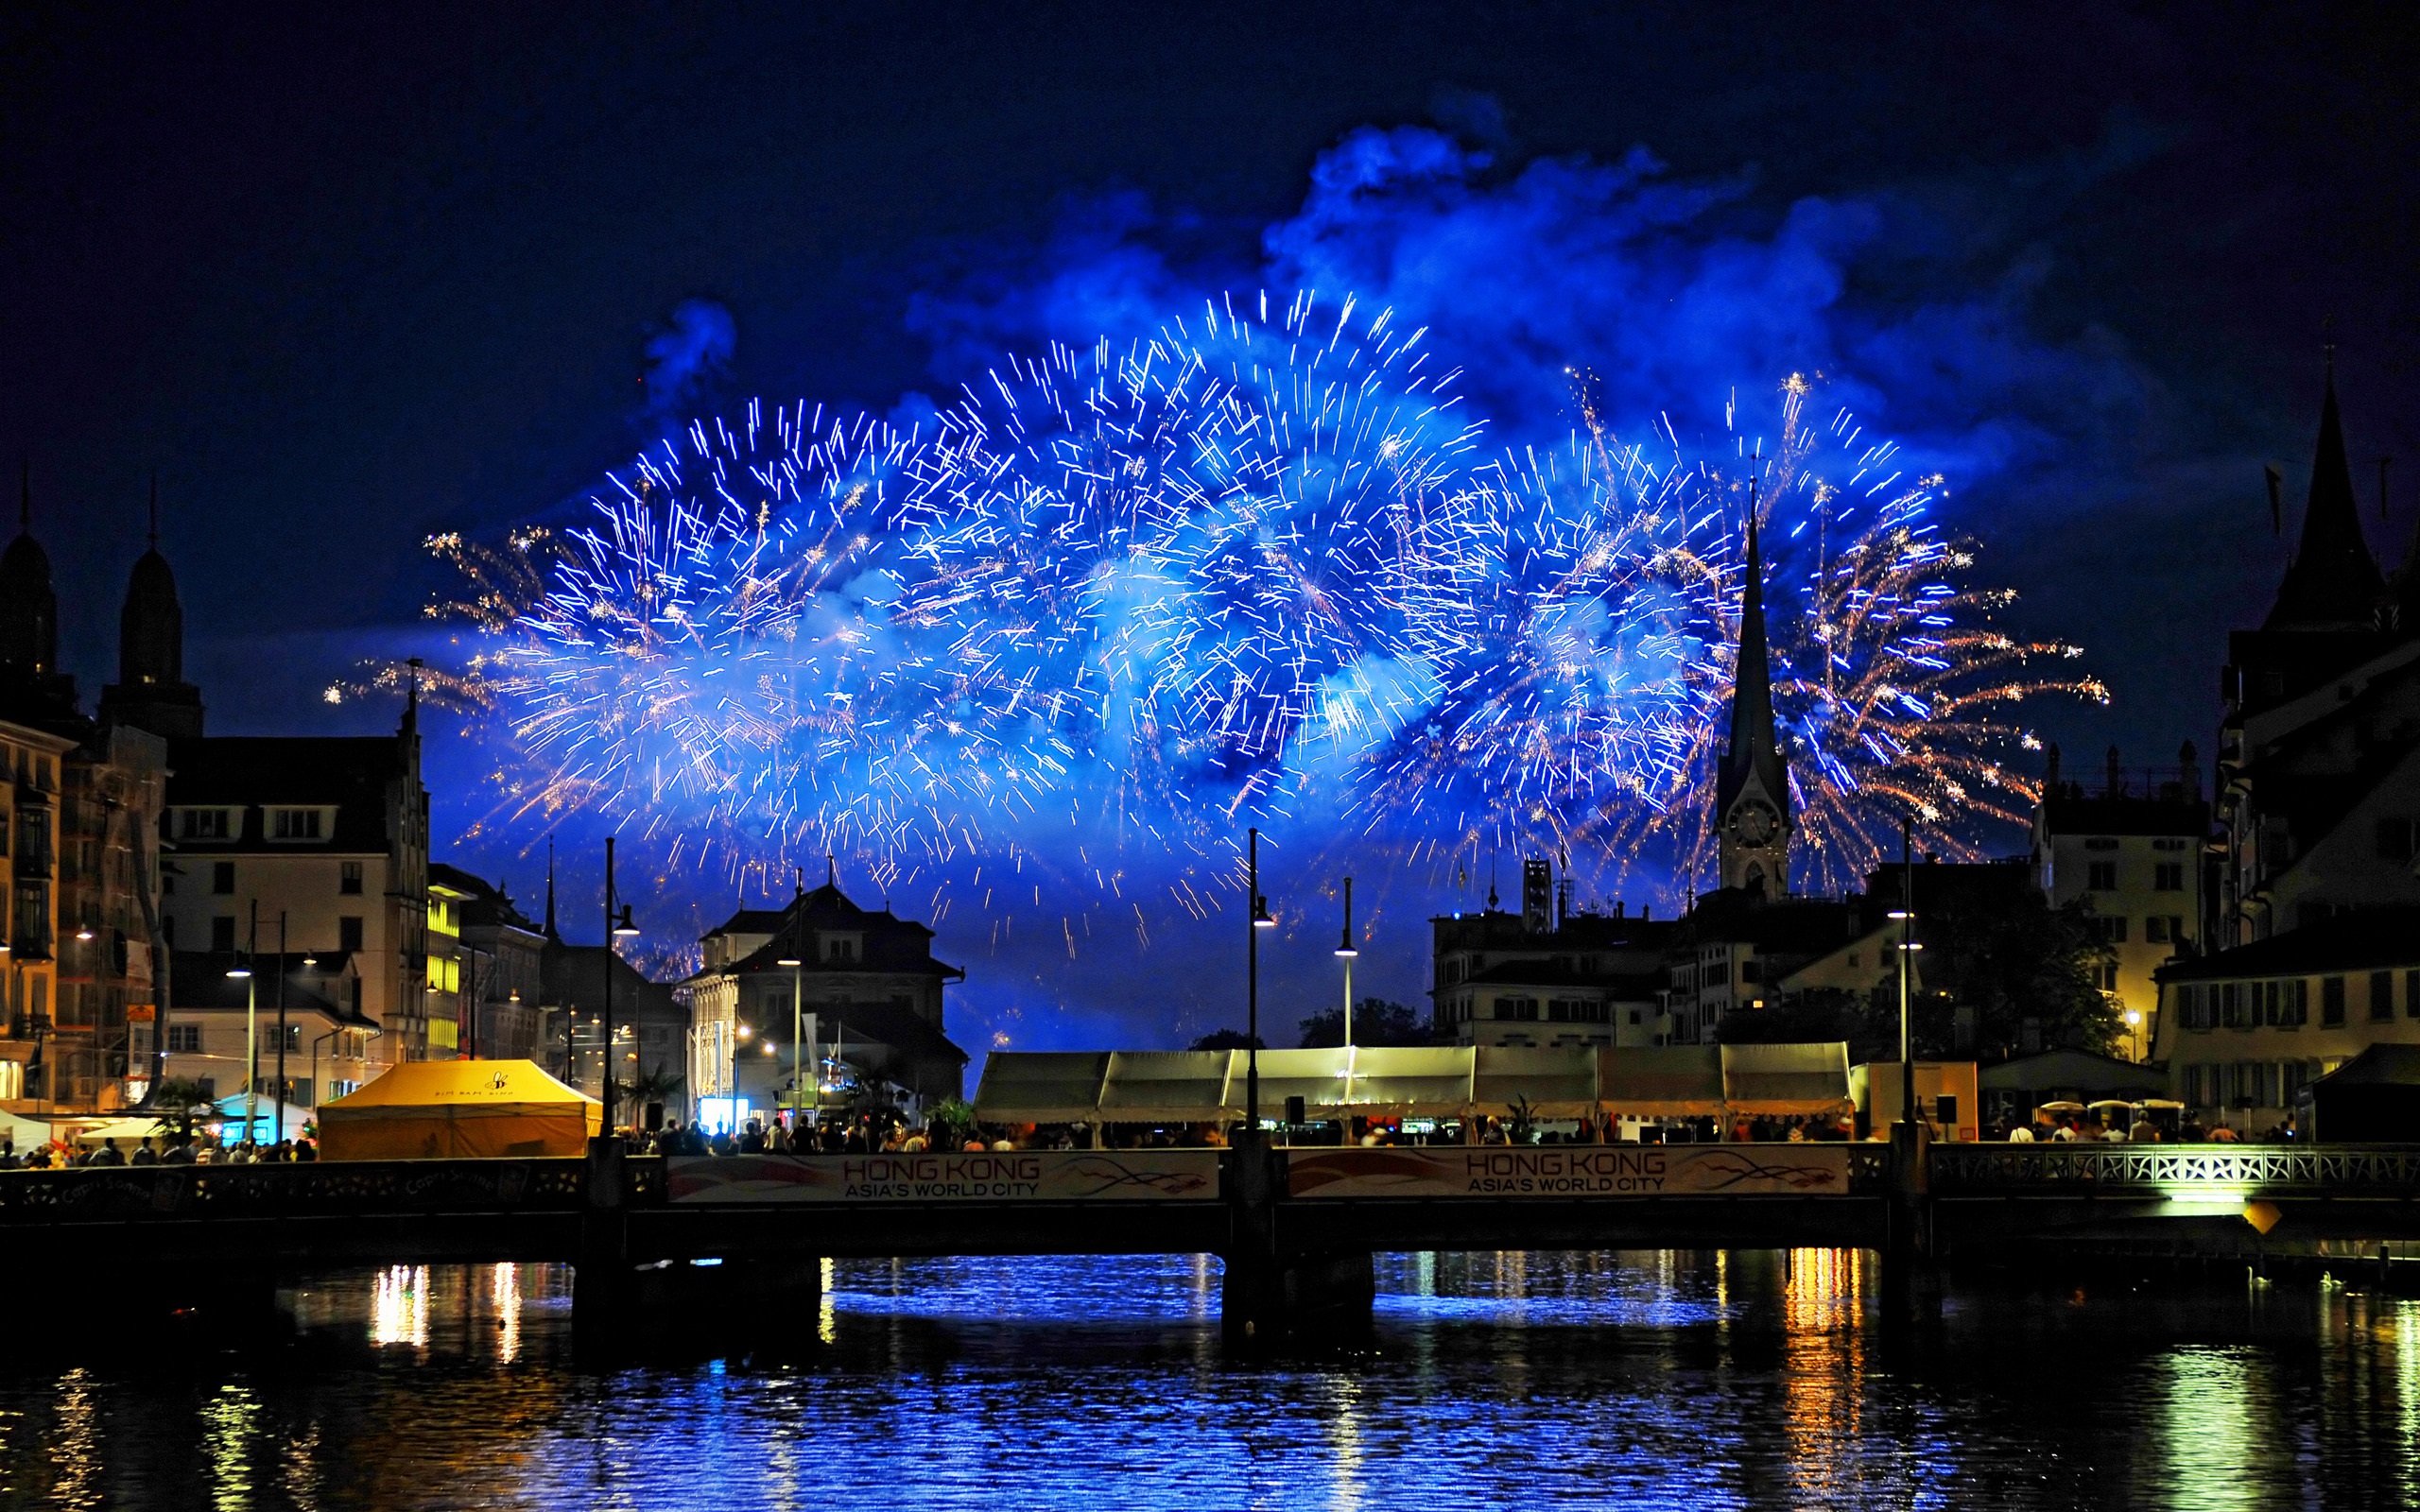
[1430,885,1674,1051]
[434,863,548,1061]
[680,872,968,1119]
[159,949,378,1118]
[0,481,177,1113]
[155,722,434,1065]
[2154,910,2420,1134]
[0,719,77,1109]
[2216,366,2420,943]
[2144,363,2420,1125]
[2031,747,2210,1059]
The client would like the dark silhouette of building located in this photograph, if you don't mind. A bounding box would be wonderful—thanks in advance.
[98,479,206,741]
[1718,498,1791,898]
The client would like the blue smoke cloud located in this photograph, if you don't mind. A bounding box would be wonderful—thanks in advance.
[641,298,737,415]
[908,115,2156,529]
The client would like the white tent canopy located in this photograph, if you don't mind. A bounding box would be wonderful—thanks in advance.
[973,1043,1853,1125]
[1098,1051,1236,1124]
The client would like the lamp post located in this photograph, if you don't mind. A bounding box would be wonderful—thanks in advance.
[599,836,639,1135]
[1891,818,1922,1131]
[1246,827,1275,1132]
[777,954,804,1125]
[274,911,289,1143]
[1334,875,1357,1048]
[225,947,255,1149]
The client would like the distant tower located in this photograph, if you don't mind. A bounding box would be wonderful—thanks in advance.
[0,463,60,680]
[1717,489,1791,898]
[2263,357,2383,631]
[0,462,78,719]
[1521,857,1552,934]
[99,476,208,740]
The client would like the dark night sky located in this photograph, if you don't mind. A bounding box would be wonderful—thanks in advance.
[6,3,2417,1043]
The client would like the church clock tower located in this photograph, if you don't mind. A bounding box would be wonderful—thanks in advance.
[1718,494,1791,898]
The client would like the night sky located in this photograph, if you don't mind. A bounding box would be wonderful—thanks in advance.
[8,4,2417,1048]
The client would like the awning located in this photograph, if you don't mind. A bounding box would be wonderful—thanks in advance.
[1345,1047,1475,1115]
[1476,1046,1599,1118]
[1721,1042,1852,1115]
[70,1116,167,1146]
[1249,1048,1357,1117]
[1597,1046,1726,1117]
[970,1051,1108,1124]
[1094,1051,1236,1124]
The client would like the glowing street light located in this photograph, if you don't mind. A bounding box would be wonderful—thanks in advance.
[1334,876,1357,1049]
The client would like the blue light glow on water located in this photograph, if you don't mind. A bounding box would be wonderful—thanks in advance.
[3,1252,2416,1510]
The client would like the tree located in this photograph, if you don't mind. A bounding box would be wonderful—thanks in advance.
[144,1077,216,1143]
[1914,894,2121,1059]
[1297,998,1430,1047]
[616,1063,683,1124]
[1719,894,2121,1063]
[1188,1029,1266,1052]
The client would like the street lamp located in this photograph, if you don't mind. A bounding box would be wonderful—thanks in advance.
[599,834,639,1138]
[1334,875,1357,1049]
[225,954,255,1149]
[1247,827,1275,1133]
[778,954,804,1124]
[1892,818,1920,1134]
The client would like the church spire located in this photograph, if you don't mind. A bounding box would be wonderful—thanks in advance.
[1718,473,1791,897]
[0,459,60,683]
[99,474,207,740]
[544,835,560,939]
[2265,358,2384,628]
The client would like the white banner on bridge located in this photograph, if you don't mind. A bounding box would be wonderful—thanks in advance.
[1288,1144,1853,1199]
[666,1151,1221,1204]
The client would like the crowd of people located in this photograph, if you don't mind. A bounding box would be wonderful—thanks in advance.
[1995,1110,2299,1143]
[0,1131,320,1168]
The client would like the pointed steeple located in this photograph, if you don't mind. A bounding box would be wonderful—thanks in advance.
[2265,358,2384,629]
[1718,476,1792,897]
[401,656,423,736]
[544,836,560,940]
[0,459,60,681]
[1719,488,1788,817]
[99,474,208,740]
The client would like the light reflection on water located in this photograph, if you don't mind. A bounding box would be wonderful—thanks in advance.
[0,1251,2412,1509]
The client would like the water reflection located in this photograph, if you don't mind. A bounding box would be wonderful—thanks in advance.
[0,1251,2414,1509]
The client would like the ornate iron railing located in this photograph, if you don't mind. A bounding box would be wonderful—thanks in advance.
[1843,1144,1891,1194]
[1930,1143,2420,1195]
[0,1158,589,1222]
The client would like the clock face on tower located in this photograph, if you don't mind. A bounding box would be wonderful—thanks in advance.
[1732,800,1778,847]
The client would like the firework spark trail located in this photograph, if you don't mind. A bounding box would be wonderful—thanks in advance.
[1626,374,2110,892]
[389,304,2102,941]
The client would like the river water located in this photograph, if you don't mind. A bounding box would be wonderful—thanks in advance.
[0,1249,2412,1510]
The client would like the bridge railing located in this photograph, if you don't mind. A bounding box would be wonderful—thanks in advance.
[0,1158,591,1222]
[1929,1143,2420,1195]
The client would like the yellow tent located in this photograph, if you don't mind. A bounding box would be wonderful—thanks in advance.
[317,1059,601,1160]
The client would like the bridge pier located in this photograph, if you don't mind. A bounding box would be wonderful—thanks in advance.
[1879,1121,1941,1326]
[1219,1136,1374,1346]
[577,1139,829,1359]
